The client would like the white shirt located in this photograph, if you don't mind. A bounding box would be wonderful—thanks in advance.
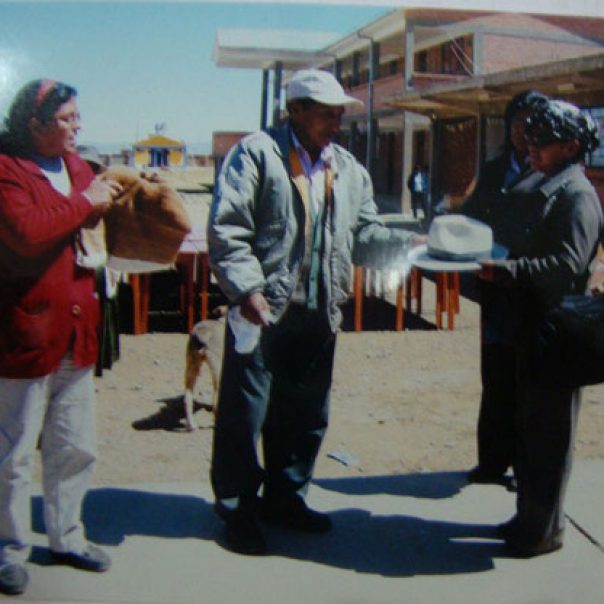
[291,131,334,217]
[39,158,71,195]
[413,171,424,193]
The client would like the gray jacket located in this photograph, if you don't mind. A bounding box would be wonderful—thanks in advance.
[208,125,414,331]
[492,162,603,307]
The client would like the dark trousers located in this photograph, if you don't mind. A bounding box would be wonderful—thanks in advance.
[410,192,424,219]
[476,342,518,476]
[211,305,335,520]
[514,370,580,542]
[95,268,120,378]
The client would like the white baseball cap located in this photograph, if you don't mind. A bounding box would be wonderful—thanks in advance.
[286,69,363,107]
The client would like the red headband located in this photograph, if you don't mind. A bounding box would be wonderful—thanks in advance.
[35,79,58,110]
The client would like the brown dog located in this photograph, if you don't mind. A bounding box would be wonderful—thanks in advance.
[183,307,226,431]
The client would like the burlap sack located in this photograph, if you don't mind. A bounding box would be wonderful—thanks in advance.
[101,166,192,272]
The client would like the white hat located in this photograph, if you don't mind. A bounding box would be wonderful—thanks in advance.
[427,215,493,261]
[286,69,363,107]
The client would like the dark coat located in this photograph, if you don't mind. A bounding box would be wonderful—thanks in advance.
[491,162,603,308]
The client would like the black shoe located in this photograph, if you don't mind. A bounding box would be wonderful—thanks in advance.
[506,477,518,492]
[505,531,564,558]
[496,516,519,540]
[260,498,332,533]
[467,466,508,485]
[224,515,267,556]
[0,563,29,596]
[50,544,111,572]
[499,519,564,558]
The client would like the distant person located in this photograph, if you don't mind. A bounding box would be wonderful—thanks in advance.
[208,69,422,555]
[0,80,122,595]
[406,163,429,223]
[479,99,602,556]
[460,90,548,487]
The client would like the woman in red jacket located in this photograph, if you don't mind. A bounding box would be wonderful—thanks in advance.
[0,79,121,596]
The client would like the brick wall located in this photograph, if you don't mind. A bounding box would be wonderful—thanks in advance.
[435,118,477,208]
[482,35,602,74]
[211,132,250,157]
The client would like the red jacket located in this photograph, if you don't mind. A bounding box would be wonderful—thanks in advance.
[0,152,99,378]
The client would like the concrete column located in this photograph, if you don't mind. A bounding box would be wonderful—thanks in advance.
[352,51,360,86]
[473,31,483,76]
[260,69,269,130]
[349,121,358,156]
[272,61,283,127]
[333,59,343,80]
[365,40,379,176]
[402,111,414,214]
[404,25,415,91]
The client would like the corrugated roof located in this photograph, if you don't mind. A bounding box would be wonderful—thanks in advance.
[385,51,604,118]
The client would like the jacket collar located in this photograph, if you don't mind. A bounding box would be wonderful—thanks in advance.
[270,123,339,177]
[14,151,85,184]
[539,162,583,198]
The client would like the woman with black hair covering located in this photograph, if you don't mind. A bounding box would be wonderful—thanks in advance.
[0,80,122,595]
[479,99,603,557]
[461,90,549,487]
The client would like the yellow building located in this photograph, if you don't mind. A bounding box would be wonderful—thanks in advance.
[132,134,186,168]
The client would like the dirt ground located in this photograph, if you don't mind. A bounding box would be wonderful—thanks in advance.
[73,166,603,487]
[90,284,604,487]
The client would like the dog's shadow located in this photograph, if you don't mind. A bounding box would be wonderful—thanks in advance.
[131,395,213,432]
[31,470,507,577]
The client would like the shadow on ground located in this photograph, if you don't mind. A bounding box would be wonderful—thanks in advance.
[131,395,214,431]
[315,470,468,499]
[30,470,505,577]
[341,298,436,332]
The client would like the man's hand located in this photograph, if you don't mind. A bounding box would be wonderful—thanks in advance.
[478,259,495,281]
[240,292,272,326]
[410,234,427,247]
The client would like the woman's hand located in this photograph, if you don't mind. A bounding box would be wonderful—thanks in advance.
[140,171,164,184]
[84,177,123,212]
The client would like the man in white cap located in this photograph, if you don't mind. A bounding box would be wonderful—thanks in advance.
[208,69,420,555]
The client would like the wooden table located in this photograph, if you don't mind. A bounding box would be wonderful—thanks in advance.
[129,231,209,335]
[353,266,408,332]
[408,268,460,330]
[407,251,462,330]
[353,265,460,332]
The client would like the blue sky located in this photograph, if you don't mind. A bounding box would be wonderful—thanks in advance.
[0,1,392,153]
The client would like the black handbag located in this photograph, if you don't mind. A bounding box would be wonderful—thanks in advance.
[535,294,604,388]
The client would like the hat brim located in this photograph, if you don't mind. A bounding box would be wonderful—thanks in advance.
[409,243,508,273]
[303,93,364,107]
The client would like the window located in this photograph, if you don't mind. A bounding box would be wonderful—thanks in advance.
[378,58,401,79]
[415,35,474,76]
[587,107,604,168]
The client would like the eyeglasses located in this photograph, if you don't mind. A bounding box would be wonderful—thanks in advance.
[53,112,81,126]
